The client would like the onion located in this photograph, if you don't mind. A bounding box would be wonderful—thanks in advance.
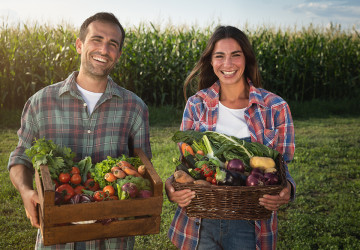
[226,159,246,173]
[138,190,153,198]
[246,174,265,186]
[251,168,263,176]
[264,173,279,185]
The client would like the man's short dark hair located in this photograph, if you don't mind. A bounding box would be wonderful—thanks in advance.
[79,12,125,51]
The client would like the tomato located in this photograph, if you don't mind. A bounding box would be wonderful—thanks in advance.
[108,195,118,200]
[201,165,214,178]
[52,179,60,189]
[206,176,213,183]
[104,172,117,182]
[84,178,100,191]
[59,173,71,183]
[71,167,80,175]
[103,185,115,196]
[74,185,85,194]
[93,191,107,202]
[56,184,75,202]
[70,173,82,185]
[211,178,217,185]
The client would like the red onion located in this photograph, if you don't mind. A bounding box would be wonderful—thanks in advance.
[226,159,246,173]
[264,173,279,185]
[138,190,153,198]
[246,174,265,186]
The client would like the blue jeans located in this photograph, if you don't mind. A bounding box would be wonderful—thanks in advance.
[197,219,256,250]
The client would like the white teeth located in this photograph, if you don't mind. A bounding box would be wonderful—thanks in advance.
[222,71,235,75]
[93,56,107,63]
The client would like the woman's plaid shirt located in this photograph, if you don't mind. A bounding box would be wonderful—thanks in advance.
[168,80,295,250]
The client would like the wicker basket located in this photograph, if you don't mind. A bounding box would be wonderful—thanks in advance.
[172,154,287,220]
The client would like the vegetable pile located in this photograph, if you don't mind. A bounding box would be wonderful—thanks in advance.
[172,131,281,187]
[26,138,153,205]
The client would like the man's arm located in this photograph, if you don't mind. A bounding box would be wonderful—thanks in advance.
[9,164,40,228]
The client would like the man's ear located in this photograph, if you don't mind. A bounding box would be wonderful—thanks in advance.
[75,38,82,54]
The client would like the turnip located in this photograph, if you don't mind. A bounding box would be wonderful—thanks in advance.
[121,182,138,198]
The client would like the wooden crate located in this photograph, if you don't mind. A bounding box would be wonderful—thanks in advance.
[34,148,163,246]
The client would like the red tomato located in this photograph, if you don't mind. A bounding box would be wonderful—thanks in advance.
[93,191,106,202]
[206,176,213,183]
[103,185,115,196]
[71,167,80,175]
[84,178,100,191]
[74,185,85,194]
[211,178,217,185]
[70,174,82,185]
[108,195,119,200]
[59,173,71,183]
[56,184,75,202]
[52,179,60,189]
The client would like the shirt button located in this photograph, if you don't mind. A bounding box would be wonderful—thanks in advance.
[195,221,200,226]
[87,130,91,134]
[83,103,87,107]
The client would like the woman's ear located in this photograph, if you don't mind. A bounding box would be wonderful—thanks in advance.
[75,38,82,54]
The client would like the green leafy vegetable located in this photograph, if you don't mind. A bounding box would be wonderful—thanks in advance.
[25,138,75,179]
[76,156,93,183]
[172,130,279,167]
[116,175,151,192]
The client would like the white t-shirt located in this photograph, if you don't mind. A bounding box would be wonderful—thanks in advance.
[215,101,251,139]
[76,84,103,114]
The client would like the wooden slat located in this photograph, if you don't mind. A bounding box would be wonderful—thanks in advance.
[42,216,161,246]
[34,168,45,215]
[44,196,163,225]
[39,165,54,206]
[134,148,163,196]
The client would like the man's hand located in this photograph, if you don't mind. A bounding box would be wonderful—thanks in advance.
[259,181,292,211]
[9,164,40,228]
[165,176,195,207]
[22,189,40,228]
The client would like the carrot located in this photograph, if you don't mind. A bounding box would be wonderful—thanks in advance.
[137,165,146,176]
[181,143,195,156]
[116,161,136,171]
[123,166,142,177]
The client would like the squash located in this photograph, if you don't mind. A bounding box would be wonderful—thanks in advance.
[250,156,276,170]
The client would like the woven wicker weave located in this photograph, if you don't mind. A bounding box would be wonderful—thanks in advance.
[172,154,287,220]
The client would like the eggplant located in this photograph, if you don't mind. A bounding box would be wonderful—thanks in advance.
[216,168,246,186]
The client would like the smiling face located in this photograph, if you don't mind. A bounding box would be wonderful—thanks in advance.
[211,38,246,87]
[76,20,122,80]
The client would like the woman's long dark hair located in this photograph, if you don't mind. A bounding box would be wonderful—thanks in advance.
[184,26,262,99]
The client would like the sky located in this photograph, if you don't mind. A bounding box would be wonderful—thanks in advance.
[0,0,359,31]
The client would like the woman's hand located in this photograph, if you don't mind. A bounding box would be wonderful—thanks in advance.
[165,176,196,207]
[259,181,292,211]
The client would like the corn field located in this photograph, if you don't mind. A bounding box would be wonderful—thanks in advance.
[1,22,359,109]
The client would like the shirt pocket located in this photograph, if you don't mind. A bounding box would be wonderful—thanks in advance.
[262,128,279,149]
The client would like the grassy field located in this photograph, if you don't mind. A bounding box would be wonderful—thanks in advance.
[0,108,359,249]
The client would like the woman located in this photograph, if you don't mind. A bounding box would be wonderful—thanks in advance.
[165,26,296,250]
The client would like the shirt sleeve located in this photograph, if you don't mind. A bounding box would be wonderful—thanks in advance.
[274,102,296,200]
[7,99,39,171]
[129,103,152,160]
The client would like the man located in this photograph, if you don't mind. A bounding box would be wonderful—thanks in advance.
[8,12,151,249]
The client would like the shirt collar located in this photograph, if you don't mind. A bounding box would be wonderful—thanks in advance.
[197,79,267,108]
[59,71,123,99]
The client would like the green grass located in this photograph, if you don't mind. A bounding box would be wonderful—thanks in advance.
[0,107,359,249]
